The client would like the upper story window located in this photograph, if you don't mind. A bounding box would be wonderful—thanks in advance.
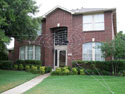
[19,45,41,60]
[83,14,104,31]
[54,29,68,46]
[37,24,42,36]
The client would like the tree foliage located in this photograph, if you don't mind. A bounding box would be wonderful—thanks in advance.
[101,31,125,60]
[0,0,39,41]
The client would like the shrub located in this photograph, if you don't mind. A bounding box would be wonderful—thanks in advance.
[72,60,125,75]
[119,70,125,76]
[15,60,42,66]
[72,68,78,75]
[31,66,38,74]
[0,60,13,70]
[62,69,70,75]
[80,69,85,75]
[19,64,24,70]
[101,70,110,75]
[55,68,62,75]
[25,65,30,72]
[51,71,57,75]
[51,67,70,75]
[45,66,52,73]
[13,64,18,70]
[39,66,45,74]
[85,69,93,75]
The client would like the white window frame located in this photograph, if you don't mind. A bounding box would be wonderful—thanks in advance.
[83,13,105,31]
[82,42,105,61]
[19,45,41,60]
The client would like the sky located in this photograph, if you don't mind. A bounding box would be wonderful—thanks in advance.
[7,0,125,49]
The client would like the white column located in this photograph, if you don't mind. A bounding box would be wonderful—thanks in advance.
[33,45,35,60]
[25,46,28,60]
[57,50,60,67]
[65,50,67,66]
[92,38,95,61]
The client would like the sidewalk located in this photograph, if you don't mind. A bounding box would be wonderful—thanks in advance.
[2,73,50,94]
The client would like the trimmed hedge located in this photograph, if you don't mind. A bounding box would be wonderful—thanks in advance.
[15,60,42,66]
[72,60,125,75]
[0,60,13,69]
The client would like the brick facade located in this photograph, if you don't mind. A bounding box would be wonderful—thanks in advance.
[13,7,116,68]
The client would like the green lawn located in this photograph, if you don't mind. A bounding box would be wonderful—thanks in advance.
[25,75,125,94]
[0,70,39,93]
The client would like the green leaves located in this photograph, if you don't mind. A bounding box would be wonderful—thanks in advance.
[101,31,125,60]
[0,31,10,42]
[0,0,39,41]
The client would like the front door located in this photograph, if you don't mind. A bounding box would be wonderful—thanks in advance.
[54,49,67,69]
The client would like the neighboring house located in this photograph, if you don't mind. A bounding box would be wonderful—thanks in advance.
[13,6,117,69]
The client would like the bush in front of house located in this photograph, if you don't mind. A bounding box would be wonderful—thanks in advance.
[25,65,30,72]
[62,68,70,75]
[39,66,45,74]
[51,67,71,75]
[51,67,62,75]
[13,64,18,70]
[31,65,38,74]
[80,69,85,75]
[45,66,52,73]
[72,68,78,75]
[101,70,110,75]
[0,60,13,70]
[19,64,24,70]
[55,67,62,75]
[72,60,125,76]
[15,60,42,66]
[62,67,70,75]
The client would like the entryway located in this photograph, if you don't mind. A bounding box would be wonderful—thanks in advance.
[54,46,67,69]
[51,27,68,69]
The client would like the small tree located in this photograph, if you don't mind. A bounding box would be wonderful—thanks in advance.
[101,31,125,60]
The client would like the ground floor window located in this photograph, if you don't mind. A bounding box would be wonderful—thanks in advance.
[82,42,104,61]
[19,45,41,60]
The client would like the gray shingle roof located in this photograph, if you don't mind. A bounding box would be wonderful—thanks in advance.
[71,8,116,14]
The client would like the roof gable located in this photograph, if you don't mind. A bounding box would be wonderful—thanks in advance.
[42,6,74,18]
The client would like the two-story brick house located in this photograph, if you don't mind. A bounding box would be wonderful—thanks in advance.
[13,6,117,69]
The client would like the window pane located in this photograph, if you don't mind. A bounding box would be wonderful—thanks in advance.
[83,23,93,31]
[35,46,41,60]
[82,43,92,61]
[94,14,104,23]
[83,15,93,23]
[95,43,104,61]
[94,23,104,30]
[27,46,33,60]
[20,46,25,60]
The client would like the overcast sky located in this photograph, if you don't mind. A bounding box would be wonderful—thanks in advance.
[7,0,125,49]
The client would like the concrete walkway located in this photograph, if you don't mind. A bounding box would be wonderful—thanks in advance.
[2,73,50,94]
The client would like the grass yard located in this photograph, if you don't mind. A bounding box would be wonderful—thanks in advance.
[0,70,39,93]
[25,75,125,94]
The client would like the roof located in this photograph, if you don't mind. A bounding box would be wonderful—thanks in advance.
[42,6,74,18]
[42,6,116,18]
[71,8,116,14]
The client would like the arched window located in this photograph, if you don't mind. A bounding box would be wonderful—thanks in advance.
[82,42,104,61]
[19,45,41,60]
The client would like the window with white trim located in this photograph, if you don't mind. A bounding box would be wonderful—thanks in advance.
[19,45,41,60]
[82,42,104,61]
[20,46,25,60]
[35,46,41,60]
[37,24,42,36]
[83,14,104,31]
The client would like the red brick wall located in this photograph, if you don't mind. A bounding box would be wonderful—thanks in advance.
[43,8,73,67]
[13,8,114,67]
[70,12,113,62]
[13,37,42,62]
